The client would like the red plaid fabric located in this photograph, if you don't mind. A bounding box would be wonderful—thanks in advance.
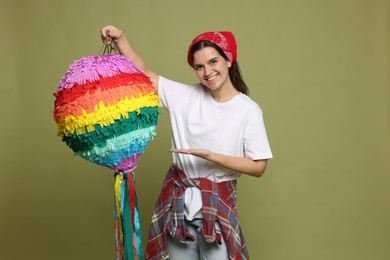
[145,164,249,260]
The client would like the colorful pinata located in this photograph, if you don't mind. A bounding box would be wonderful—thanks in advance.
[53,54,159,260]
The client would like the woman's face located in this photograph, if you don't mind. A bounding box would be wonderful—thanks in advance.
[192,47,232,92]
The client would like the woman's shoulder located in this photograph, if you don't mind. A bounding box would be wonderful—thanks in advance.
[158,76,203,110]
[237,94,263,112]
[159,75,200,88]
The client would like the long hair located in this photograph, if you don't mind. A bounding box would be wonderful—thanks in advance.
[189,41,249,95]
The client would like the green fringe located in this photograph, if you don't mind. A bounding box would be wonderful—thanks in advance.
[63,107,159,152]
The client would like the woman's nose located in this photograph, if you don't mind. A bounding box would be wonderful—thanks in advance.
[203,65,212,76]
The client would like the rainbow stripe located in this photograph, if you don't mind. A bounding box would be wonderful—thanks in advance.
[53,54,159,173]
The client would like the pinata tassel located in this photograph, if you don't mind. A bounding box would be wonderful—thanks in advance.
[114,172,144,260]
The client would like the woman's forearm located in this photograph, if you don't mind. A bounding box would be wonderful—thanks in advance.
[207,152,268,178]
[101,26,159,87]
[170,148,268,178]
[114,34,159,86]
[113,35,147,71]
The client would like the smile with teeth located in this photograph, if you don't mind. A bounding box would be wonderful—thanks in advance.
[206,74,218,81]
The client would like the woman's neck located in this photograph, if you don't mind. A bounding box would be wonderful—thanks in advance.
[210,85,240,103]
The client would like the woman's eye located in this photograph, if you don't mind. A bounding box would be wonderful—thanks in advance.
[194,66,202,71]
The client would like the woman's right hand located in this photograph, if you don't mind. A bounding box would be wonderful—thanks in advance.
[100,25,123,45]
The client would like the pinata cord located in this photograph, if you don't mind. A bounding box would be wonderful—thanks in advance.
[101,29,118,55]
[102,43,118,55]
[114,172,144,260]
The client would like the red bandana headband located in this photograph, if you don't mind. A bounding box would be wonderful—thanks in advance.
[187,31,237,67]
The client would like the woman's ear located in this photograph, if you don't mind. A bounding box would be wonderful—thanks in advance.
[227,60,232,68]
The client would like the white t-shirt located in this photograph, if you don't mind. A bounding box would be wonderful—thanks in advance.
[158,76,273,219]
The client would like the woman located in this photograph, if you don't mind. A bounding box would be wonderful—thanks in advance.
[101,25,273,260]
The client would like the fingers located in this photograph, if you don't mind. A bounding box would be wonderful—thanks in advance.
[170,149,191,154]
[100,26,112,45]
[100,25,122,45]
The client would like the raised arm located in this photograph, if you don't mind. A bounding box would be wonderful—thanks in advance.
[100,25,159,88]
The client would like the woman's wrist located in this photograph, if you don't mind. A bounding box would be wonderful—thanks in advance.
[113,32,123,43]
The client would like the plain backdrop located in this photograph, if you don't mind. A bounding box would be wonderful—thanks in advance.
[1,0,389,259]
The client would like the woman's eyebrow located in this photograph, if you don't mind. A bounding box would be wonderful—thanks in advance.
[193,56,219,67]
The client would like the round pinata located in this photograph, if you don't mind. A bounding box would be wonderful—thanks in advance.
[53,53,159,260]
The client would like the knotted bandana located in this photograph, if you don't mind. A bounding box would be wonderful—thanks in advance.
[187,31,237,67]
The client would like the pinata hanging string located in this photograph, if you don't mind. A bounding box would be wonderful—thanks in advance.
[100,30,119,55]
[103,42,118,54]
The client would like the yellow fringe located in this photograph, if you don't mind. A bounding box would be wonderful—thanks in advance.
[57,93,159,137]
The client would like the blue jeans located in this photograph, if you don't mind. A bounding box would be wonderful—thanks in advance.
[167,218,229,260]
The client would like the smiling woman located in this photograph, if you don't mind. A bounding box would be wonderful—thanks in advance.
[188,32,249,97]
[101,25,273,260]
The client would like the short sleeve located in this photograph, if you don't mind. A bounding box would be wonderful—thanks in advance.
[243,105,273,160]
[158,76,198,111]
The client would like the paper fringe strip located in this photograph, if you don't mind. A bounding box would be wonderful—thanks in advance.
[114,172,143,260]
[53,54,159,260]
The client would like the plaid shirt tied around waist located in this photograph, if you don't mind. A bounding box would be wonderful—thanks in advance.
[145,164,249,260]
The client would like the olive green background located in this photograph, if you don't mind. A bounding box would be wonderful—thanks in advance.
[1,0,389,259]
